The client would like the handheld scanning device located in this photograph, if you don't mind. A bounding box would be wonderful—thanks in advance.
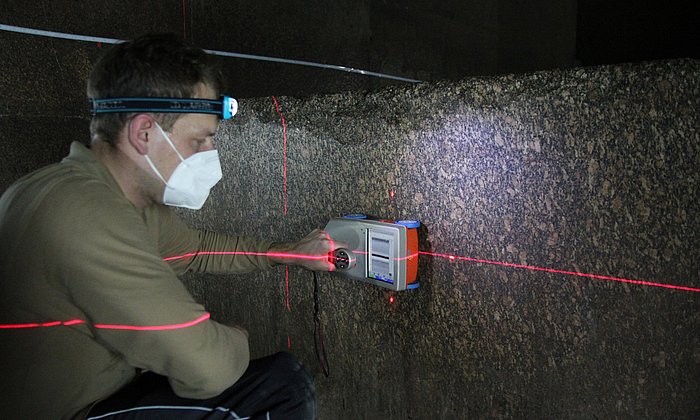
[324,214,420,291]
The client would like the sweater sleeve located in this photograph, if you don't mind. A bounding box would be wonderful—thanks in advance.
[40,180,249,398]
[153,206,276,276]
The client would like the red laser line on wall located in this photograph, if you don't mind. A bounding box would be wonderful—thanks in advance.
[271,97,292,347]
[418,251,700,293]
[181,0,188,39]
[271,96,288,215]
[285,266,291,310]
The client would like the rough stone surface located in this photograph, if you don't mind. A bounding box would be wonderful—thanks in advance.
[172,59,699,418]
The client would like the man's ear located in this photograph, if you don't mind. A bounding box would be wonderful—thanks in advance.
[127,114,155,156]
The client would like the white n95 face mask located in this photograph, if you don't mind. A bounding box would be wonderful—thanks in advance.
[144,123,222,210]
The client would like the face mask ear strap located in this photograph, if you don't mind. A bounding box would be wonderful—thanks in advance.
[144,155,167,184]
[154,122,186,162]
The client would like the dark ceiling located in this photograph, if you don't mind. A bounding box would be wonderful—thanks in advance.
[576,0,698,66]
[0,0,697,100]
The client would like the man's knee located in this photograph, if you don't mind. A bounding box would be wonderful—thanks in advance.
[267,352,317,416]
[268,352,314,387]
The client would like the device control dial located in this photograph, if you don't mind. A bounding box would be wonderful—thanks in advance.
[330,248,356,271]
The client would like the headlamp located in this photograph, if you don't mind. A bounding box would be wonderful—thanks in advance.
[89,96,238,120]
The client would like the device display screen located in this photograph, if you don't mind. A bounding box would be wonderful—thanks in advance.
[368,231,394,282]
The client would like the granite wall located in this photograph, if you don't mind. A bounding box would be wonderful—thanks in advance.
[172,59,700,418]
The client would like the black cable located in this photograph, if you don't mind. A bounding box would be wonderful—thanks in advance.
[313,271,330,377]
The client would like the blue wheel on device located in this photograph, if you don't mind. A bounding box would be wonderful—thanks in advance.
[395,220,420,228]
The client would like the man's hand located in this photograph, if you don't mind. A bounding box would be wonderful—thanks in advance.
[268,229,346,271]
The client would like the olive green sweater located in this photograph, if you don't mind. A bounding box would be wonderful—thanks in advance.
[0,142,275,419]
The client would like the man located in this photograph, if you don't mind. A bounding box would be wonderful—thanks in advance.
[0,33,336,419]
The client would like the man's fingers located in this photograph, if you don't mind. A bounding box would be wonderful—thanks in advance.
[320,229,347,252]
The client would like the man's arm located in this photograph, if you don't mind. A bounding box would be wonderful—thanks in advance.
[155,206,341,274]
[267,228,339,271]
[154,206,275,274]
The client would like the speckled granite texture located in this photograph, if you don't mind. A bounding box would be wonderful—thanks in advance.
[173,59,699,419]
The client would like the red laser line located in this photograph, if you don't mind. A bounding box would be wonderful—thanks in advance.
[356,249,697,292]
[271,96,288,215]
[272,97,291,344]
[324,231,338,272]
[418,251,700,293]
[285,266,291,310]
[5,247,695,330]
[162,251,327,262]
[0,320,84,329]
[182,0,187,39]
[94,313,210,331]
[162,249,698,292]
[0,313,210,331]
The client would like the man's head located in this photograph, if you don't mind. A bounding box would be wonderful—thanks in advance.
[87,34,226,209]
[87,33,222,146]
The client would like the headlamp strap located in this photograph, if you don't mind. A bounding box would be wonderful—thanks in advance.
[89,96,238,120]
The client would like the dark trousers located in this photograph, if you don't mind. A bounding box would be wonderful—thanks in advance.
[86,352,316,420]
